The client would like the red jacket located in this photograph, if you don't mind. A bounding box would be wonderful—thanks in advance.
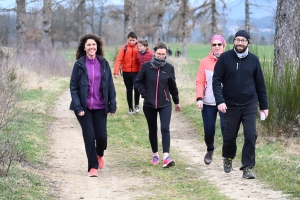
[114,42,139,74]
[137,48,153,70]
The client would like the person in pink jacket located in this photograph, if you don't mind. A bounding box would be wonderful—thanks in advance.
[195,35,226,165]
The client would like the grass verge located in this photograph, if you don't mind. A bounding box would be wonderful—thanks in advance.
[0,77,69,200]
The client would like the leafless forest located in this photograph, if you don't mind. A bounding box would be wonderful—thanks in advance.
[0,0,299,73]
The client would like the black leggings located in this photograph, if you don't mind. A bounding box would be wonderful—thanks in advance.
[75,108,107,172]
[123,72,140,110]
[143,105,172,153]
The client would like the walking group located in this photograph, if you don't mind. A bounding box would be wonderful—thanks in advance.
[69,29,268,179]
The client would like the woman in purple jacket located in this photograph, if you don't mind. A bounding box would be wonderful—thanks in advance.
[70,34,116,177]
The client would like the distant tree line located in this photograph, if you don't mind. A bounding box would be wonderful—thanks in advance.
[0,0,299,75]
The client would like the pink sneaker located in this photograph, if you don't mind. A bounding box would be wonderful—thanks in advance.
[98,156,105,169]
[89,168,98,177]
[151,156,160,165]
[162,157,175,168]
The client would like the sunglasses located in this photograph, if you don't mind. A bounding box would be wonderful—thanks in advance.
[212,43,222,47]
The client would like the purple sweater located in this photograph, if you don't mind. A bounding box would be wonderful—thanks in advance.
[85,56,105,110]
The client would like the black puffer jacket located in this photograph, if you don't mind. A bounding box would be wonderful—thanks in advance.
[135,61,179,109]
[212,49,268,110]
[69,55,117,114]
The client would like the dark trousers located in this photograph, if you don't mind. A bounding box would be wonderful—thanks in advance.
[75,108,107,172]
[222,102,258,168]
[123,72,140,110]
[202,104,224,151]
[143,105,172,153]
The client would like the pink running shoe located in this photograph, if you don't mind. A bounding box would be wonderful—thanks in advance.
[89,168,98,177]
[98,156,105,169]
[162,157,175,168]
[151,156,160,165]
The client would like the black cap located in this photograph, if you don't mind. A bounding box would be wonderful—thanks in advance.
[234,30,250,43]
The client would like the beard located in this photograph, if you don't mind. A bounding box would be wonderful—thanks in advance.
[234,45,248,53]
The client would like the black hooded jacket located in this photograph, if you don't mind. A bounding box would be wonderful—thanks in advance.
[69,55,117,114]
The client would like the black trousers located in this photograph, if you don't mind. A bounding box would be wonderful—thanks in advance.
[222,102,258,168]
[75,108,107,172]
[123,72,140,110]
[143,105,172,153]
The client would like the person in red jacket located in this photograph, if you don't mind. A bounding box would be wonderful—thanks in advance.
[137,39,153,70]
[114,32,140,114]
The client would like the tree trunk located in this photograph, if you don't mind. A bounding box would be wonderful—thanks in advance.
[211,0,217,35]
[245,0,250,33]
[99,4,104,36]
[78,0,86,36]
[132,0,137,32]
[124,0,131,42]
[274,0,300,77]
[90,0,95,34]
[41,0,52,53]
[153,0,167,46]
[181,0,188,57]
[16,0,26,55]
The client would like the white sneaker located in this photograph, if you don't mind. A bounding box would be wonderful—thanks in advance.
[128,109,134,114]
[135,105,140,113]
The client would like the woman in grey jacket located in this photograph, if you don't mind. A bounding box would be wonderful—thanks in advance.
[70,34,116,177]
[135,42,181,168]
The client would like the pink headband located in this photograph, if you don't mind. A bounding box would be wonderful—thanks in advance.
[210,35,226,47]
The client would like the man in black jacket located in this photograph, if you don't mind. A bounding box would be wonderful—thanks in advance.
[212,30,269,179]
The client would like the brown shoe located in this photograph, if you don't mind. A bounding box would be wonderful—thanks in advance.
[204,150,214,165]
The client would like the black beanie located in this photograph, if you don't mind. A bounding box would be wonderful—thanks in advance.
[234,30,250,43]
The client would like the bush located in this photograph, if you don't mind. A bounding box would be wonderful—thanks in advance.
[259,52,300,137]
[0,66,24,176]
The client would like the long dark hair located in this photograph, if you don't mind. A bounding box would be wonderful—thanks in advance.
[76,34,104,59]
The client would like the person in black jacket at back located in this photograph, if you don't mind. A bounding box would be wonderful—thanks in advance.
[135,42,181,168]
[213,30,268,179]
[70,34,116,177]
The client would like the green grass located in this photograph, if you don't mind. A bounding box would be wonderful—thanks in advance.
[107,78,230,200]
[0,77,69,199]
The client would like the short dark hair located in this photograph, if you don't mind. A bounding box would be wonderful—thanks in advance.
[138,39,148,47]
[153,42,168,52]
[76,34,104,59]
[127,31,138,39]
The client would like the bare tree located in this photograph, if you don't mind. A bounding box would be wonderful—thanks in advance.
[245,0,250,33]
[78,0,86,36]
[273,0,300,77]
[16,0,26,55]
[179,0,190,57]
[193,0,226,36]
[132,0,137,32]
[41,0,52,52]
[124,0,137,41]
[153,0,169,46]
[98,0,108,36]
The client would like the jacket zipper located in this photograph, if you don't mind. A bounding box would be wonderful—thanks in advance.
[155,69,160,108]
[91,59,95,109]
[237,61,240,105]
[164,90,169,101]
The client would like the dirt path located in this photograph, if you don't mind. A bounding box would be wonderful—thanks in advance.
[44,90,291,200]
